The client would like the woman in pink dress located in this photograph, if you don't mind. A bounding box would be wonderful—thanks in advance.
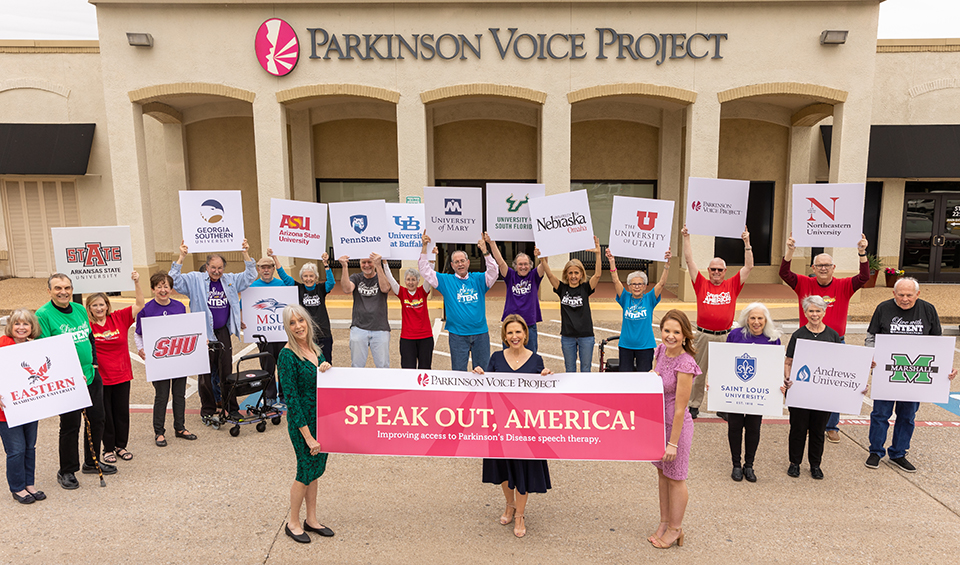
[649,309,700,549]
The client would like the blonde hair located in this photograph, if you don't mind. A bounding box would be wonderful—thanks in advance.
[501,314,529,346]
[5,308,40,340]
[561,259,586,284]
[282,304,324,362]
[85,293,112,322]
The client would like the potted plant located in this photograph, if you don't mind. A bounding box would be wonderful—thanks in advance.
[864,254,882,288]
[884,267,904,287]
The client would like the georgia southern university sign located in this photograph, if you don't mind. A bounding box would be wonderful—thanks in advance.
[255,18,729,74]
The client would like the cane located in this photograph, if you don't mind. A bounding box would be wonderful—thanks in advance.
[81,410,106,487]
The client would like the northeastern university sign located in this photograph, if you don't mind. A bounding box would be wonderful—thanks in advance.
[255,18,729,74]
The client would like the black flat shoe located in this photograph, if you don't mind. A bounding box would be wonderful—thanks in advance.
[156,435,168,447]
[743,467,757,483]
[57,471,79,490]
[175,430,198,440]
[285,524,311,544]
[810,467,824,480]
[787,464,800,478]
[731,467,743,482]
[27,490,46,501]
[12,492,35,504]
[82,462,117,475]
[304,521,334,537]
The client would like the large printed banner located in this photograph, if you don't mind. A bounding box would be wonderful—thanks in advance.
[791,183,865,248]
[528,190,595,257]
[424,186,483,244]
[486,183,545,242]
[608,195,674,262]
[385,202,425,260]
[51,226,134,294]
[241,286,298,343]
[269,198,328,259]
[179,190,245,252]
[786,339,872,414]
[317,368,666,461]
[142,312,210,382]
[707,342,786,417]
[685,177,750,239]
[871,334,956,403]
[329,200,389,259]
[0,335,91,427]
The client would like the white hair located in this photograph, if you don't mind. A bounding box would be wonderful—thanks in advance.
[894,277,920,292]
[801,295,828,312]
[735,302,782,341]
[299,262,319,279]
[626,271,648,285]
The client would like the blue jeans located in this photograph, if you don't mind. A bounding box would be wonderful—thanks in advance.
[503,324,538,354]
[868,400,919,459]
[561,336,594,372]
[826,335,846,431]
[350,327,391,368]
[0,420,38,492]
[449,332,490,372]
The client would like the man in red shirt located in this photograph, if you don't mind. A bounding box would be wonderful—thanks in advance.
[681,225,753,418]
[780,232,869,442]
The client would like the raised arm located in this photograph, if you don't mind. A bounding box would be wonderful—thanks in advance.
[541,255,560,289]
[681,225,698,283]
[321,253,336,293]
[779,233,799,289]
[606,248,624,298]
[418,231,440,288]
[240,238,251,263]
[654,249,672,298]
[479,234,499,289]
[485,232,508,277]
[739,227,754,282]
[371,253,391,293]
[238,239,258,291]
[131,271,146,317]
[339,256,355,293]
[381,258,400,295]
[589,236,602,289]
[852,234,870,290]
[535,247,544,277]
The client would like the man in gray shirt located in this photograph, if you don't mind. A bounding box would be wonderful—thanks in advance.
[339,252,391,367]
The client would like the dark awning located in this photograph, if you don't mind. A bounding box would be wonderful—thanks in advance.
[821,124,960,179]
[0,123,96,175]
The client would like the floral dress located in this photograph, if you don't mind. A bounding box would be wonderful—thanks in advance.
[651,344,701,480]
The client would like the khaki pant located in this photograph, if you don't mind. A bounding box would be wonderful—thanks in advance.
[689,330,729,410]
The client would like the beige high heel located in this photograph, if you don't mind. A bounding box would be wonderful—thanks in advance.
[652,527,684,549]
[648,521,669,544]
[513,514,526,538]
[499,503,516,525]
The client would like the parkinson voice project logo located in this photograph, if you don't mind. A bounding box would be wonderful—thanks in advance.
[255,18,300,76]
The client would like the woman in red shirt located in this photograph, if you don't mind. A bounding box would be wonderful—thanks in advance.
[86,271,145,463]
[0,308,45,503]
[382,259,434,369]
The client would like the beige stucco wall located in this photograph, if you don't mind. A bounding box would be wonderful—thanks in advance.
[434,120,537,180]
[313,119,399,179]
[571,120,659,180]
[872,46,960,125]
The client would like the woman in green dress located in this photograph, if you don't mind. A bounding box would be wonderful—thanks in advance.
[278,304,334,544]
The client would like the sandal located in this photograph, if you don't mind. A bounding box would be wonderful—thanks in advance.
[116,448,133,461]
[499,503,516,525]
[102,450,117,464]
[648,521,669,544]
[514,514,526,538]
[652,527,684,549]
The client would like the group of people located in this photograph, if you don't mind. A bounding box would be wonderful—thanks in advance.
[0,229,955,555]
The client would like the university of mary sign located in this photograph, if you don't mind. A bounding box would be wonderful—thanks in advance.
[256,18,728,76]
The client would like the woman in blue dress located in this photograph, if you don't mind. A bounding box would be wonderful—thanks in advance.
[472,314,554,538]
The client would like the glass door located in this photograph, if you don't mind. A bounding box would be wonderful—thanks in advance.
[901,193,960,282]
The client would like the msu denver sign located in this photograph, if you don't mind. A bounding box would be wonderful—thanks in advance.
[256,19,728,75]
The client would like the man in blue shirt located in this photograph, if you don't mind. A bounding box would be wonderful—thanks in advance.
[419,231,499,371]
[247,248,296,407]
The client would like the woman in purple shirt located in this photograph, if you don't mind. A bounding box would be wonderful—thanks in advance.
[722,303,781,483]
[486,234,544,353]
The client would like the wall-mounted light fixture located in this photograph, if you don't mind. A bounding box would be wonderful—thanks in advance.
[820,30,848,45]
[126,33,154,47]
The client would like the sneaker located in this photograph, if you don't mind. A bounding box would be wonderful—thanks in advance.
[810,467,824,480]
[82,462,118,475]
[731,467,743,482]
[689,407,699,420]
[864,454,881,469]
[743,466,757,483]
[888,456,917,473]
[57,471,79,490]
[787,464,800,478]
[826,430,841,443]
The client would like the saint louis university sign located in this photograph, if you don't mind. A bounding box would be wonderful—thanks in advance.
[256,18,729,75]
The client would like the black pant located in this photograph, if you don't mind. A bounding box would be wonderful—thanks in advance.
[788,407,830,467]
[59,373,105,473]
[258,340,285,400]
[200,326,238,417]
[400,336,434,369]
[619,347,654,372]
[728,413,762,467]
[316,335,333,365]
[153,377,187,436]
[102,381,130,452]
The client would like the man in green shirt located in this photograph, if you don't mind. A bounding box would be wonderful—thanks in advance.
[36,273,115,489]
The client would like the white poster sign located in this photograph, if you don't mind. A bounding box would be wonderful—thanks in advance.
[607,196,674,262]
[871,334,956,403]
[241,286,299,343]
[486,183,545,242]
[179,190,245,252]
[142,312,210,383]
[269,199,328,259]
[528,191,596,257]
[424,186,483,244]
[685,177,750,239]
[385,203,425,260]
[51,226,134,294]
[707,342,786,417]
[786,339,873,414]
[329,200,389,260]
[0,335,92,427]
[791,183,865,248]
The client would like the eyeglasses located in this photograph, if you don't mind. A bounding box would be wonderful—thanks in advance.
[629,282,645,286]
[813,264,833,269]
[709,268,725,273]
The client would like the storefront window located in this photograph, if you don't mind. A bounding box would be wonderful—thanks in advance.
[571,181,656,270]
[316,179,399,263]
[715,181,774,267]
